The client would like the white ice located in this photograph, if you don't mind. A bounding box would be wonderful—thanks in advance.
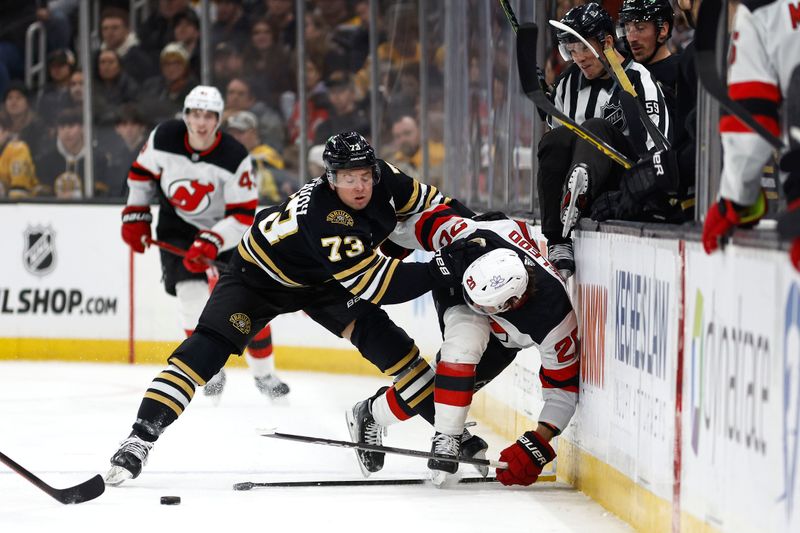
[0,362,630,532]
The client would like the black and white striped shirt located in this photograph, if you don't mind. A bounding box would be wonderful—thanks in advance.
[550,56,671,155]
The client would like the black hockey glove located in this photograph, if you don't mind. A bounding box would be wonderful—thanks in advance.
[620,150,679,203]
[473,211,509,222]
[427,238,487,287]
[589,191,623,222]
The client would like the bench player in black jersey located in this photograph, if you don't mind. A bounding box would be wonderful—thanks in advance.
[118,85,290,407]
[105,131,478,485]
[349,206,578,486]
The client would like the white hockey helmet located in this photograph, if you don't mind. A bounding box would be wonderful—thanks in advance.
[183,85,224,119]
[462,248,529,315]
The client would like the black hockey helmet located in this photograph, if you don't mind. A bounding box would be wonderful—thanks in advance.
[323,131,380,186]
[618,0,675,39]
[557,3,616,47]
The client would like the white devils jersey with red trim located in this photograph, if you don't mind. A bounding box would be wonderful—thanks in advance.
[125,119,257,250]
[389,206,579,431]
[719,0,800,204]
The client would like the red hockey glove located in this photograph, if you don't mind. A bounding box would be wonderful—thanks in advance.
[496,430,556,486]
[183,230,223,273]
[702,191,766,254]
[121,205,152,253]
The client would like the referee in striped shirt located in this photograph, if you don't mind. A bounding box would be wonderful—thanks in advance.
[538,3,671,279]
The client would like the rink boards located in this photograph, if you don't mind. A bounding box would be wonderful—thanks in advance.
[1,203,799,533]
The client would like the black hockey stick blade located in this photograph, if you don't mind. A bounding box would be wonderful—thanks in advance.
[261,431,508,469]
[515,23,633,169]
[0,451,105,504]
[498,0,519,34]
[233,476,502,490]
[694,0,783,149]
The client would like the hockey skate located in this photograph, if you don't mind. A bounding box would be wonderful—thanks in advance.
[345,388,388,477]
[203,367,226,404]
[560,163,590,238]
[461,429,489,478]
[428,432,461,487]
[547,241,575,280]
[105,434,154,486]
[254,373,290,400]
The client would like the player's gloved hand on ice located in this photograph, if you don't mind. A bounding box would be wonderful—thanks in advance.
[121,205,152,253]
[702,190,766,254]
[428,238,487,286]
[777,148,800,270]
[183,230,223,273]
[496,430,556,486]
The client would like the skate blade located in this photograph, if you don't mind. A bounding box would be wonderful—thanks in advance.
[345,409,372,478]
[430,468,461,488]
[104,466,133,486]
[469,449,489,478]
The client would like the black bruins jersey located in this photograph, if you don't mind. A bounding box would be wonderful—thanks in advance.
[237,160,458,305]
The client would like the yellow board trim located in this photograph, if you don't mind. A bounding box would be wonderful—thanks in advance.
[144,391,183,416]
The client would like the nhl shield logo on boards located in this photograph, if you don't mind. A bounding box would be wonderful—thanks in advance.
[229,313,252,335]
[23,225,56,276]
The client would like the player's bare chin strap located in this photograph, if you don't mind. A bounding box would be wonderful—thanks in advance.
[348,309,436,425]
[130,329,237,441]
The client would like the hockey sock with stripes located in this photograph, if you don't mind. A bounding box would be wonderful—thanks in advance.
[433,361,476,435]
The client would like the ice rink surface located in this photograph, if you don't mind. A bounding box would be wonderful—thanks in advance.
[0,361,630,532]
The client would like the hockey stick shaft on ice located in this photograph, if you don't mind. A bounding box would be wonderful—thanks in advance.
[549,19,671,152]
[146,237,230,271]
[694,0,783,149]
[0,451,105,504]
[232,476,511,490]
[261,431,509,469]
[513,21,634,169]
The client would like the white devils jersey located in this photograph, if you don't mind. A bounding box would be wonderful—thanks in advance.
[126,119,257,250]
[719,0,800,204]
[390,206,579,431]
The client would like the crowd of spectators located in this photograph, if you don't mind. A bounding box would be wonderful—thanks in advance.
[0,0,445,204]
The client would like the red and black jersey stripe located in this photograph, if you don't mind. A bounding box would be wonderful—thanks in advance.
[720,81,781,137]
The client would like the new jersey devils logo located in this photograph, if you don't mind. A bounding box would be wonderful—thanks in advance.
[168,179,215,214]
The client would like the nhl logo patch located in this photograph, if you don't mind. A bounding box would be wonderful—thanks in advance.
[229,313,252,335]
[23,225,56,276]
[326,210,354,227]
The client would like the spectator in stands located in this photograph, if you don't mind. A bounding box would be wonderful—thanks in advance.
[67,70,84,107]
[314,71,369,144]
[94,50,139,126]
[173,9,201,78]
[211,0,250,51]
[138,0,191,65]
[262,0,295,50]
[139,42,197,124]
[306,143,325,180]
[100,7,156,82]
[3,81,47,157]
[286,57,330,145]
[102,103,149,199]
[0,112,38,199]
[212,42,245,94]
[389,114,445,188]
[303,10,347,79]
[0,3,36,96]
[243,17,293,109]
[223,77,286,151]
[35,107,111,199]
[226,110,297,204]
[37,49,77,126]
[36,1,75,51]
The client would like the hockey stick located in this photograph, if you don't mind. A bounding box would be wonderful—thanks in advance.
[261,431,509,469]
[694,0,783,149]
[0,451,105,504]
[513,23,633,169]
[146,237,229,271]
[498,0,520,34]
[549,19,671,152]
[233,476,507,490]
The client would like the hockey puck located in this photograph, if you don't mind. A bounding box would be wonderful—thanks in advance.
[160,496,181,505]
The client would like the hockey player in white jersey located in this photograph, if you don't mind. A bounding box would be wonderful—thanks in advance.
[119,85,289,402]
[702,0,800,263]
[349,208,578,486]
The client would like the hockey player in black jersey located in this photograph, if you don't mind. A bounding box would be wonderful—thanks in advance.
[106,131,477,486]
[349,207,578,486]
[538,3,672,278]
